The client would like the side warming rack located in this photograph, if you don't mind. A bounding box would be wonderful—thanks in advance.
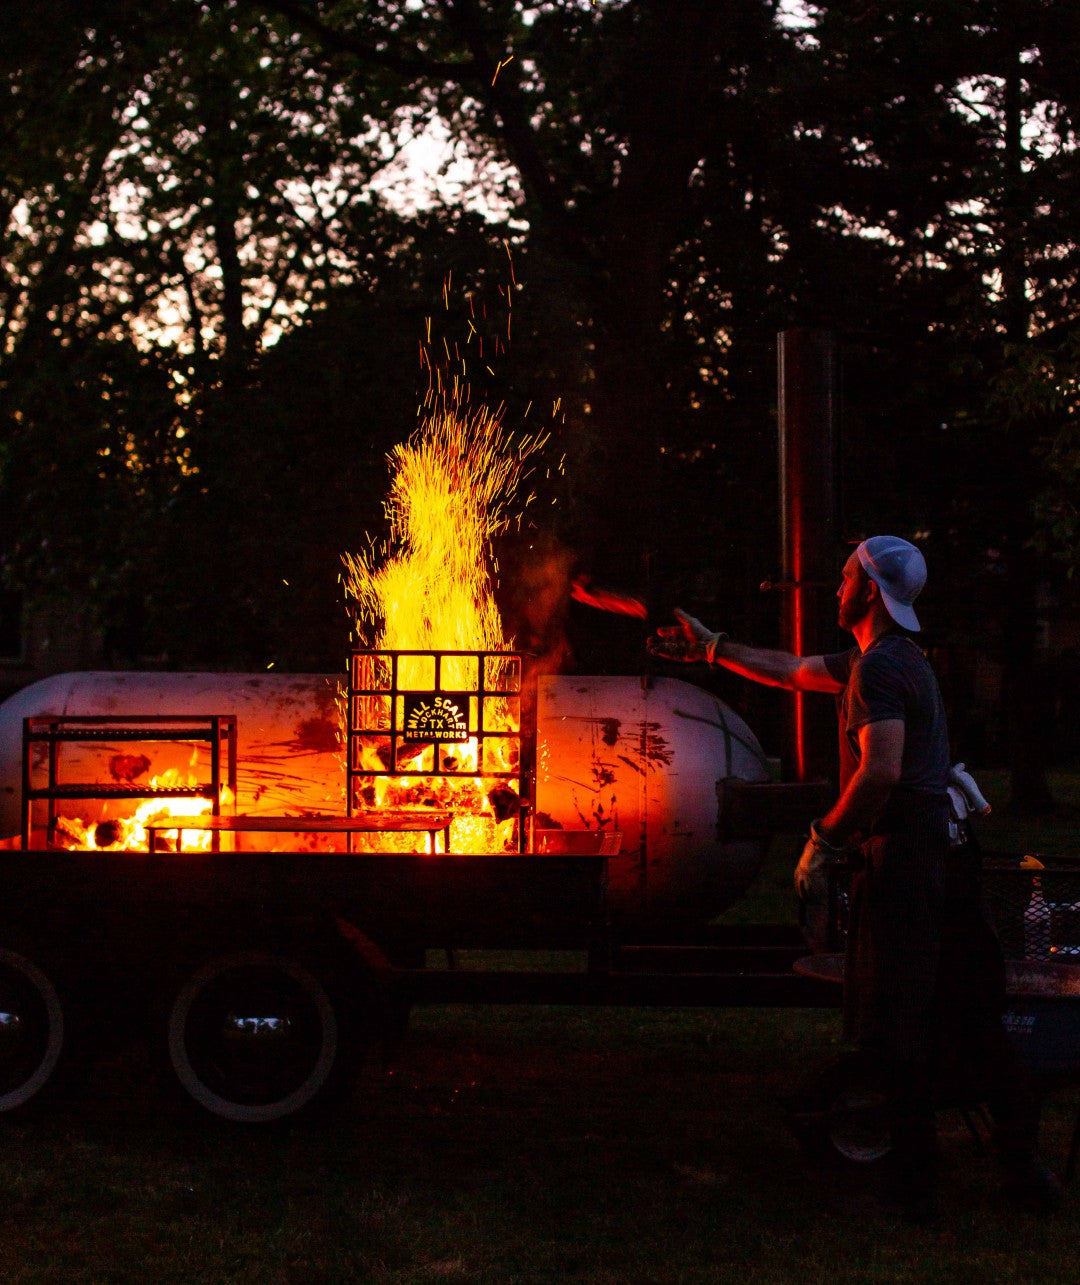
[21,714,237,850]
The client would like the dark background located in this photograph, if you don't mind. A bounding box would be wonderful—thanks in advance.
[3,0,1080,807]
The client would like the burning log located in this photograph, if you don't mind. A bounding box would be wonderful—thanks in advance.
[93,819,124,848]
[569,575,647,619]
[487,785,522,822]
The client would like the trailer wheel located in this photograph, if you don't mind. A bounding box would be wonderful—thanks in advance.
[167,951,348,1123]
[824,1084,893,1165]
[784,1058,893,1169]
[0,946,65,1114]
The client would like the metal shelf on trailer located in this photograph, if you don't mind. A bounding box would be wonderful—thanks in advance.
[21,714,237,850]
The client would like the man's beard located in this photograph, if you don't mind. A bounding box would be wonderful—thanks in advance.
[838,592,870,632]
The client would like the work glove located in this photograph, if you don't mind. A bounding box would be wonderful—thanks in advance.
[794,820,847,901]
[647,608,727,664]
[948,762,992,816]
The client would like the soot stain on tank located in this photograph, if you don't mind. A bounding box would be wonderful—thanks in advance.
[562,715,623,746]
[592,762,616,788]
[598,718,621,746]
[287,717,342,755]
[570,788,618,831]
[642,723,673,766]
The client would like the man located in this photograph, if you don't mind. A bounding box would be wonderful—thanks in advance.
[649,535,1061,1221]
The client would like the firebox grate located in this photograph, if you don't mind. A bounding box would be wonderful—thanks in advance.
[347,650,532,853]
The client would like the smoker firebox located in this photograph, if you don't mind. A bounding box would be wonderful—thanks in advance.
[347,649,532,854]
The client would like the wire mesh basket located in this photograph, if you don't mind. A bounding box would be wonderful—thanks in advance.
[983,859,1080,963]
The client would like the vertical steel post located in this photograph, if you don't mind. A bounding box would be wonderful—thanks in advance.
[21,717,31,849]
[777,330,840,783]
[47,718,59,846]
[210,715,221,853]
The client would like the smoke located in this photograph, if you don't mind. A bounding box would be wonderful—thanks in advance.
[497,531,576,678]
[498,532,654,683]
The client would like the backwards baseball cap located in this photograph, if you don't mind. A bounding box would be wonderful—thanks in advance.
[856,535,926,631]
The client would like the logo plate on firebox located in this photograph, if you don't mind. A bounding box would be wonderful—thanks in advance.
[403,693,470,742]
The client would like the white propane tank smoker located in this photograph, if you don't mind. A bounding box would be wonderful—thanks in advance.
[534,674,770,929]
[0,670,770,932]
[0,671,348,838]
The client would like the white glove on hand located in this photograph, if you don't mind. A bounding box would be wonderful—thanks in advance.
[647,608,727,664]
[794,838,828,901]
[948,762,992,816]
[794,820,847,901]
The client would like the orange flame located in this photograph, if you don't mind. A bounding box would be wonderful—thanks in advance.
[56,772,235,853]
[342,279,546,854]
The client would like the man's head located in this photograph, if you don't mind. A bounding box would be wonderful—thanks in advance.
[853,535,926,631]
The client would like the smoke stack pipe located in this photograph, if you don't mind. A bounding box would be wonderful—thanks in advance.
[777,329,840,784]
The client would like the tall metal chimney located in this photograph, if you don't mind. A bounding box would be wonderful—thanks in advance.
[777,329,841,784]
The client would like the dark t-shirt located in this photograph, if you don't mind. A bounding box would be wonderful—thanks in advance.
[823,633,950,795]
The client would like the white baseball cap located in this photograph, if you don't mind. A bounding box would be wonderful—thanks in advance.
[856,536,926,631]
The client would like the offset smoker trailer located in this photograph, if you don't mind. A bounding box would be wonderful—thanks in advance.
[0,846,835,1123]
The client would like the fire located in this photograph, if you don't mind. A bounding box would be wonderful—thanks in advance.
[342,282,546,854]
[343,407,541,659]
[50,276,548,858]
[55,770,235,853]
[345,656,525,849]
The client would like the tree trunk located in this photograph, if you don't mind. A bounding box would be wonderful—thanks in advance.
[998,31,1054,813]
[568,1,729,616]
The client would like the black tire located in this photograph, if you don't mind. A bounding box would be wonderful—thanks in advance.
[0,945,66,1115]
[166,950,357,1123]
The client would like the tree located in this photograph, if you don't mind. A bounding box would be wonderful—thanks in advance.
[802,0,1080,805]
[0,0,430,660]
[254,1,804,622]
[5,0,1080,795]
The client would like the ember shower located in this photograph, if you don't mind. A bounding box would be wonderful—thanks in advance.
[340,280,548,854]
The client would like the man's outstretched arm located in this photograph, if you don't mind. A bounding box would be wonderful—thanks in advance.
[709,639,844,693]
[649,609,844,693]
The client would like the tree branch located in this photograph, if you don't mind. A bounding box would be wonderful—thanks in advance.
[437,0,590,266]
[256,0,478,81]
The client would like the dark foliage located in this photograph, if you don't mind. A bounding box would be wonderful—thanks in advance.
[3,1,1080,792]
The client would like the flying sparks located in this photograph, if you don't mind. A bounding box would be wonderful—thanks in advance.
[340,271,550,854]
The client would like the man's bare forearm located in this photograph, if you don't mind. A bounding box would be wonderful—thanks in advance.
[708,640,803,689]
[819,767,896,846]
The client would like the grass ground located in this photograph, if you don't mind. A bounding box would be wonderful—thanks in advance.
[2,770,1079,1283]
[970,767,1080,859]
[2,1003,1075,1284]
